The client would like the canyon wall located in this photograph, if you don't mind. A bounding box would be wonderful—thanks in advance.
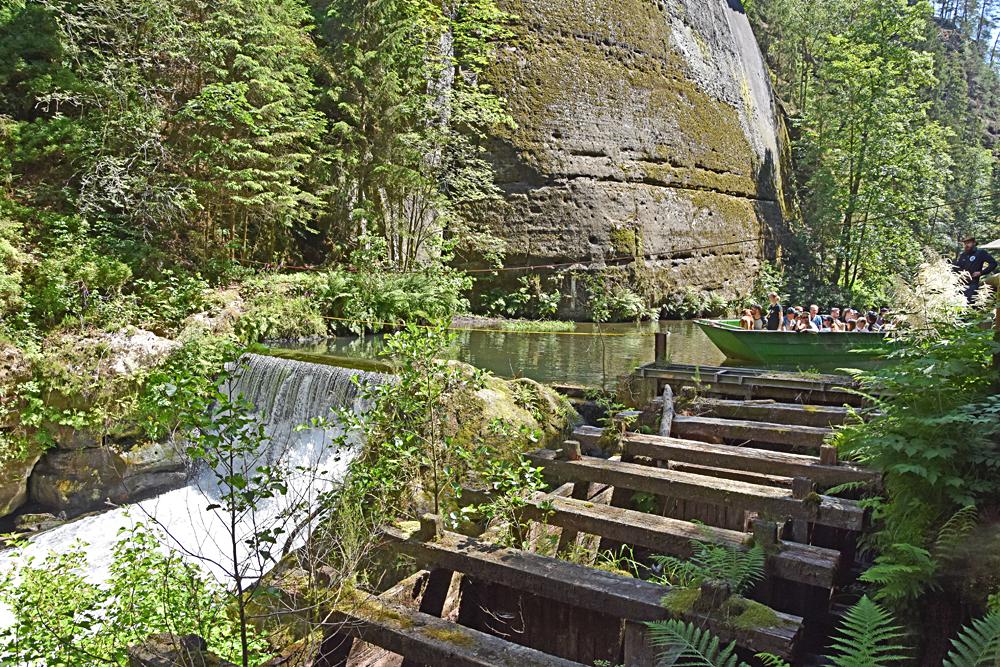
[481,0,792,316]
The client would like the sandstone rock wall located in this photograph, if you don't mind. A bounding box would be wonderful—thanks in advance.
[480,0,791,317]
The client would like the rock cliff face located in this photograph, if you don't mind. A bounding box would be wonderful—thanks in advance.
[481,0,791,316]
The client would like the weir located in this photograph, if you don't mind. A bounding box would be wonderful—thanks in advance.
[0,354,383,626]
[317,363,876,666]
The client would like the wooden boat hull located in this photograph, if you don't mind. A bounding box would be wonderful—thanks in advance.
[695,319,891,364]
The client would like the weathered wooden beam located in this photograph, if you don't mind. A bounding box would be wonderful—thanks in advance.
[323,594,586,667]
[516,494,839,588]
[526,450,865,531]
[380,526,802,657]
[671,415,833,450]
[572,426,877,488]
[688,396,857,427]
[635,363,863,406]
[667,462,793,488]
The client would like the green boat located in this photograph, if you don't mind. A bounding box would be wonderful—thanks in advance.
[694,319,893,365]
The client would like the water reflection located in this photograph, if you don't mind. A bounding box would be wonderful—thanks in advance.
[273,321,726,388]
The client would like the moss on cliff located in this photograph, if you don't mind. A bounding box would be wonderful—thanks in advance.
[489,0,757,188]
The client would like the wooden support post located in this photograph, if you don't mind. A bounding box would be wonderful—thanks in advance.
[752,518,779,551]
[557,474,593,554]
[654,332,668,363]
[790,477,814,544]
[562,439,583,461]
[623,621,657,667]
[659,384,674,438]
[400,569,457,667]
[313,632,354,667]
[819,445,838,466]
[693,580,732,614]
[418,514,442,542]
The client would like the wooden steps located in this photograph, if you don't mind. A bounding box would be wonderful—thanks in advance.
[573,426,877,488]
[515,493,841,588]
[380,525,803,658]
[527,450,866,531]
[671,414,833,450]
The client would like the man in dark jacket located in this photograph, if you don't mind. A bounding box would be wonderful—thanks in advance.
[954,237,998,302]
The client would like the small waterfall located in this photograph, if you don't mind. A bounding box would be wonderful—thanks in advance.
[0,354,383,627]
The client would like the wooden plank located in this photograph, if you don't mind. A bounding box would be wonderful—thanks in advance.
[671,415,833,450]
[324,594,586,667]
[689,397,857,427]
[573,427,877,487]
[381,527,802,657]
[668,462,793,488]
[517,494,839,588]
[527,451,865,531]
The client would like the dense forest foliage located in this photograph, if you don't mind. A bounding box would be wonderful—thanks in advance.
[0,0,510,342]
[747,0,1000,304]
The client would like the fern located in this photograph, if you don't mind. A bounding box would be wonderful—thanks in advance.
[943,611,1000,667]
[829,596,908,667]
[645,619,749,667]
[651,541,765,595]
[754,654,792,667]
[932,505,978,563]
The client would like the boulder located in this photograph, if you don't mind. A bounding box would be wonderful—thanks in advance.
[478,0,794,316]
[0,445,42,519]
[127,633,236,667]
[39,327,180,422]
[29,439,188,515]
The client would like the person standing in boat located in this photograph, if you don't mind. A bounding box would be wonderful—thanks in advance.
[953,236,997,303]
[766,293,783,331]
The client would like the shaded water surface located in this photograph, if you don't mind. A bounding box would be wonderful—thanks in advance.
[273,320,727,388]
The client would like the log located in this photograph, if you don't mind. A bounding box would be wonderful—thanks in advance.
[671,415,833,450]
[517,493,840,588]
[526,450,865,531]
[380,526,802,657]
[573,426,878,488]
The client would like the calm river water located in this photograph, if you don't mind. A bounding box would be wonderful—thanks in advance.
[272,320,726,388]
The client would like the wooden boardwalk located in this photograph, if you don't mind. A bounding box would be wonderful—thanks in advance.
[316,364,876,666]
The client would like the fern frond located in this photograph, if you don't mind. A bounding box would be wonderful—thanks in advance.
[645,619,749,667]
[829,596,908,667]
[651,555,706,588]
[943,611,1000,667]
[932,505,978,563]
[754,653,792,667]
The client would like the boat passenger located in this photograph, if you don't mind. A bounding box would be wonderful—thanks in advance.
[739,309,755,330]
[766,293,783,331]
[750,304,764,330]
[830,306,842,325]
[953,236,998,303]
[855,317,869,332]
[820,315,833,332]
[866,311,882,333]
[796,312,818,332]
[784,309,798,331]
[809,304,823,330]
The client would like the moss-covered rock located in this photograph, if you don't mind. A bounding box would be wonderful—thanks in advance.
[445,364,578,452]
[475,0,790,317]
